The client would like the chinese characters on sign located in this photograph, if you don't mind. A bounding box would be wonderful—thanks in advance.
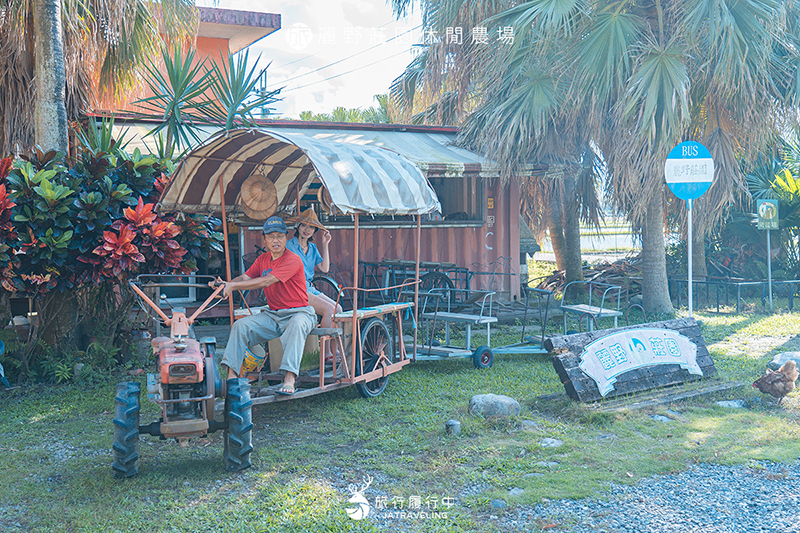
[579,329,703,396]
[285,24,518,50]
[669,163,710,178]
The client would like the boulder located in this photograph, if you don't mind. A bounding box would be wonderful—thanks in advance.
[768,352,800,371]
[539,437,564,448]
[469,394,521,418]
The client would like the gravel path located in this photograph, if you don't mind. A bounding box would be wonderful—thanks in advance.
[496,460,800,533]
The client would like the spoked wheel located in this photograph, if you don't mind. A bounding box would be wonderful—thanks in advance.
[112,382,141,478]
[223,378,253,472]
[312,274,352,311]
[420,271,455,309]
[472,346,494,369]
[355,318,393,398]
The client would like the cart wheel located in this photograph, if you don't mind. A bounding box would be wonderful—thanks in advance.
[420,271,455,308]
[312,274,352,311]
[472,346,494,369]
[355,318,393,398]
[112,382,141,479]
[223,378,253,472]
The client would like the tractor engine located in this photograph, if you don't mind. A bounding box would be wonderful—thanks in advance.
[146,336,211,439]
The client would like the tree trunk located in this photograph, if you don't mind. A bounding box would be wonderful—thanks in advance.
[561,171,583,286]
[691,221,707,279]
[33,0,68,153]
[546,180,567,270]
[641,188,674,313]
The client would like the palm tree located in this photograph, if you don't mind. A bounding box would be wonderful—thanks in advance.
[389,1,600,289]
[392,0,799,313]
[0,0,197,153]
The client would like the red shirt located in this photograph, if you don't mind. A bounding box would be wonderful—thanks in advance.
[245,250,308,310]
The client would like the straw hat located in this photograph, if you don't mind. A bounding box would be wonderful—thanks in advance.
[292,208,326,231]
[238,174,277,220]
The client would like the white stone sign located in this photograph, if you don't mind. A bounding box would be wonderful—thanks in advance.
[579,329,703,396]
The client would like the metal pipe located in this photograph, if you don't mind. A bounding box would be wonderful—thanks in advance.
[218,175,234,324]
[414,214,420,361]
[351,213,359,376]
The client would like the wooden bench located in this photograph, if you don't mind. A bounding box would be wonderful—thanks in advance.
[560,281,622,333]
[333,301,413,322]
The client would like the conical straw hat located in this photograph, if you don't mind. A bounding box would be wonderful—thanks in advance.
[291,208,326,231]
[238,174,277,220]
[317,186,333,214]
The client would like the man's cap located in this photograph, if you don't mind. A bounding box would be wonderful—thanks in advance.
[262,216,288,234]
[291,208,326,231]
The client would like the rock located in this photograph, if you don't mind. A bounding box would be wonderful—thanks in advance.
[650,414,672,422]
[445,419,461,435]
[535,461,560,468]
[73,363,85,379]
[490,499,507,509]
[508,488,524,496]
[539,437,564,448]
[630,294,643,306]
[715,400,747,409]
[469,394,521,418]
[768,352,800,371]
[520,420,541,431]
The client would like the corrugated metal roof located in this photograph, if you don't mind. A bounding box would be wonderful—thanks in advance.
[158,128,442,216]
[114,120,500,179]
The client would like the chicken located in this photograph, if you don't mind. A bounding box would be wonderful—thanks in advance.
[753,360,799,404]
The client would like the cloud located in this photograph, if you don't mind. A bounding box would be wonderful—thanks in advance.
[198,0,420,119]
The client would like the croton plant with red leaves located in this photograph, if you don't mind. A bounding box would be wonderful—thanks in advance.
[0,149,222,297]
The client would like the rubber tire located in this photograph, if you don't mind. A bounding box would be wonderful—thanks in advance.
[472,346,494,369]
[355,318,393,398]
[112,382,141,478]
[223,378,253,472]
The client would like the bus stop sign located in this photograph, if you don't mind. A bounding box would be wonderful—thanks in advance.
[664,141,714,200]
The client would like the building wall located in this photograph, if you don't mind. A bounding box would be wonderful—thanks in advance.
[96,36,231,115]
[241,178,522,301]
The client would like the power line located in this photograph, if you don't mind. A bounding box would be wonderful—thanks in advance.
[276,25,420,86]
[281,48,412,93]
[274,19,400,70]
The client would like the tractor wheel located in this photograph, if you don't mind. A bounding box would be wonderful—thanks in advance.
[223,378,253,472]
[112,382,141,478]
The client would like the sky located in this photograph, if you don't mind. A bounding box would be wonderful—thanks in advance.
[196,0,423,119]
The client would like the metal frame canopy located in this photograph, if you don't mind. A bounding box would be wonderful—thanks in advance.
[158,128,441,216]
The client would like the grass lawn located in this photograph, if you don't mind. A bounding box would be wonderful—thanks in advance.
[1,310,799,532]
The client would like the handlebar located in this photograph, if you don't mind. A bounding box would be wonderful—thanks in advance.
[129,275,225,327]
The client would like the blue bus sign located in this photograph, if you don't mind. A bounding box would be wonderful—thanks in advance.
[664,141,714,200]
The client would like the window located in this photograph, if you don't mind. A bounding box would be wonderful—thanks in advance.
[428,176,483,222]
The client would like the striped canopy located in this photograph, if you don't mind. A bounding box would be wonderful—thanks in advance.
[158,128,441,216]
